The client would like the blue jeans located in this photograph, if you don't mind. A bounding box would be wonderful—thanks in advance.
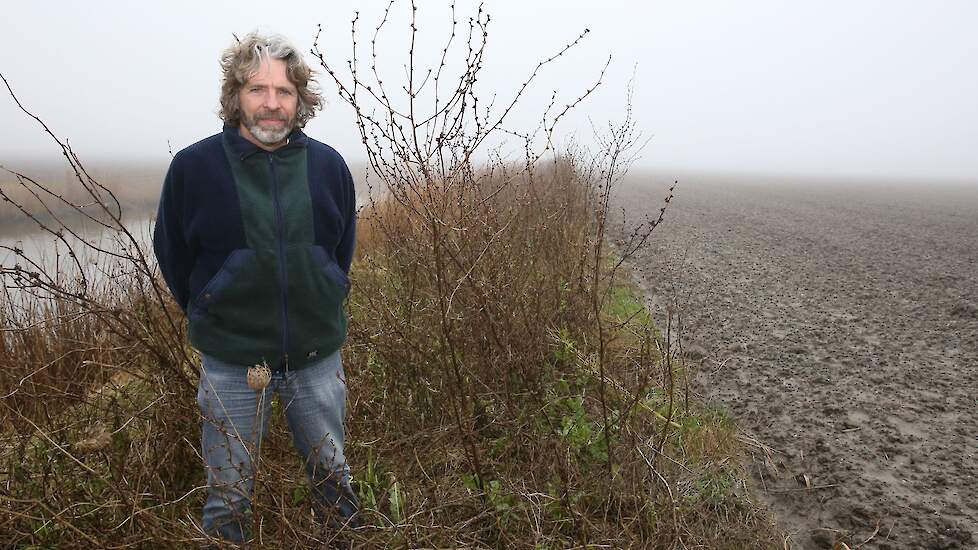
[197,351,359,543]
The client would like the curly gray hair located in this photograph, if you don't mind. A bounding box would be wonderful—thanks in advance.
[218,32,324,128]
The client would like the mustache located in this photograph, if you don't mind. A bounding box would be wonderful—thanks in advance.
[254,110,288,121]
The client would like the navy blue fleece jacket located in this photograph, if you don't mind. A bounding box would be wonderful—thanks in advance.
[153,125,356,370]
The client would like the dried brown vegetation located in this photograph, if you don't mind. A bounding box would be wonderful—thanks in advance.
[0,3,780,547]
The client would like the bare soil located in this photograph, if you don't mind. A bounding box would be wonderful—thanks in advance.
[614,173,978,549]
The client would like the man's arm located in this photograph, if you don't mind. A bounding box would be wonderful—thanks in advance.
[335,161,357,276]
[152,160,193,312]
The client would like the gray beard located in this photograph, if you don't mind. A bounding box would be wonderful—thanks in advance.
[246,122,292,146]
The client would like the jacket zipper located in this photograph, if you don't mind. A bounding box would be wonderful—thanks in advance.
[268,154,290,370]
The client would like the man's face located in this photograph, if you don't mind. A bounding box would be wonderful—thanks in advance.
[238,58,299,150]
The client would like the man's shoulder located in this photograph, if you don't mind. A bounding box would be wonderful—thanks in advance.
[172,132,225,164]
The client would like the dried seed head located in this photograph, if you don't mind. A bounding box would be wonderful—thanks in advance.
[247,364,272,391]
[75,424,111,454]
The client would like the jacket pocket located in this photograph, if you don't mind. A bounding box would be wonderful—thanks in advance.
[191,249,257,318]
[286,245,350,361]
[309,245,350,295]
[187,248,282,366]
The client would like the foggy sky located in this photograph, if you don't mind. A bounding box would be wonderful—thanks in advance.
[2,0,976,182]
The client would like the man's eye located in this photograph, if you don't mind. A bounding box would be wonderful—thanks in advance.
[279,90,294,96]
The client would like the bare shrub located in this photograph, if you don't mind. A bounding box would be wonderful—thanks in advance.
[312,3,779,548]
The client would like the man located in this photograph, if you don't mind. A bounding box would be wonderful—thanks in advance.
[153,32,359,543]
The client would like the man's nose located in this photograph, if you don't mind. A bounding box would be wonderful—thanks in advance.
[263,91,280,110]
